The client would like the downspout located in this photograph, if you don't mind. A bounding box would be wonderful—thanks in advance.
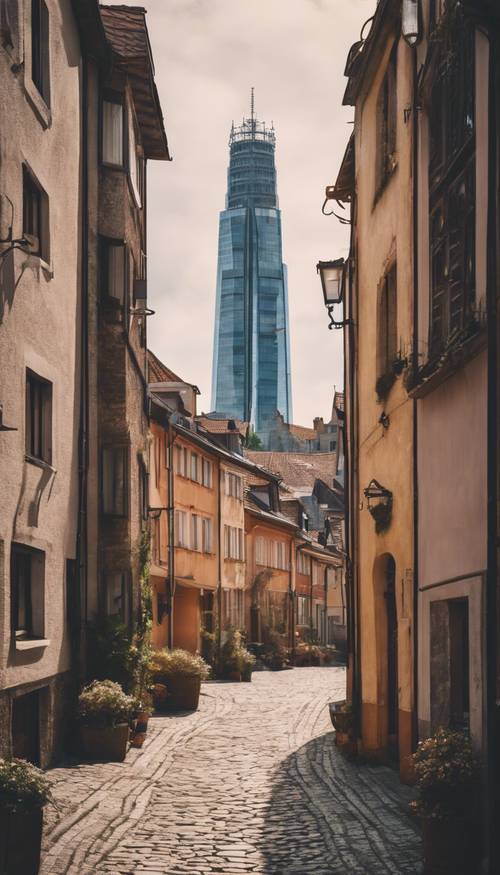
[485,26,499,875]
[216,459,222,668]
[167,426,176,648]
[76,54,89,683]
[289,537,295,660]
[323,564,328,646]
[411,43,419,756]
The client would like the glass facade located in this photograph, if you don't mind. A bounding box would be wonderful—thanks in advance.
[211,113,292,444]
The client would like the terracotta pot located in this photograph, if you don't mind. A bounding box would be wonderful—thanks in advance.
[422,816,478,875]
[135,713,150,732]
[227,670,242,682]
[0,807,43,874]
[241,666,253,682]
[81,723,129,761]
[163,674,201,710]
[328,701,353,734]
[130,731,147,749]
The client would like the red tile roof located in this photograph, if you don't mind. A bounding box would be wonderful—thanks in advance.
[147,350,184,384]
[288,423,317,441]
[245,451,338,490]
[196,417,248,437]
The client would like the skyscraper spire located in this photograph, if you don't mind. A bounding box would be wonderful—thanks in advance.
[250,86,255,135]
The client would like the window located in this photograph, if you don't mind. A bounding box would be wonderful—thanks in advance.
[191,514,200,551]
[100,238,126,306]
[26,370,52,464]
[297,552,311,576]
[428,15,475,355]
[224,525,244,560]
[102,97,124,166]
[11,544,44,639]
[272,540,288,571]
[256,536,267,566]
[176,446,189,477]
[175,510,188,547]
[202,458,212,488]
[101,446,127,515]
[202,518,212,553]
[226,471,243,500]
[23,167,47,258]
[296,595,310,626]
[377,263,397,380]
[376,43,397,196]
[105,571,130,625]
[222,588,244,629]
[31,0,49,105]
[190,452,199,482]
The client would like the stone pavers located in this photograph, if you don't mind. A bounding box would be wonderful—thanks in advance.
[41,668,423,874]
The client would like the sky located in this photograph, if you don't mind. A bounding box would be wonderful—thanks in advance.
[114,0,376,425]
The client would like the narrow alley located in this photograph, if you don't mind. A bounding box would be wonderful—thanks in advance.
[40,669,422,875]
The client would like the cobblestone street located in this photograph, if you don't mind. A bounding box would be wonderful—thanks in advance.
[41,668,422,875]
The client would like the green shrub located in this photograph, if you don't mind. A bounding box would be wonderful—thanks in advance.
[410,728,479,820]
[0,758,52,813]
[78,680,135,728]
[149,649,210,681]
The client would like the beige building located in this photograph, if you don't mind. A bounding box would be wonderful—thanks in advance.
[0,0,84,765]
[333,0,415,779]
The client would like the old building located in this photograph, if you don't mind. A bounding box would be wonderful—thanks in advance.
[331,0,416,779]
[266,390,343,454]
[79,5,170,661]
[0,0,85,765]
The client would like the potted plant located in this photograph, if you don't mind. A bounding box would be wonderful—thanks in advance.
[220,629,245,680]
[149,649,209,711]
[0,757,52,875]
[240,647,256,681]
[262,630,287,670]
[78,679,134,761]
[410,728,480,874]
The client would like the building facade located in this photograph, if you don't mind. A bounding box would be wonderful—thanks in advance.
[211,99,292,444]
[0,0,84,766]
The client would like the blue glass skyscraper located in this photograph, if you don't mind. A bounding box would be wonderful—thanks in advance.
[211,96,292,444]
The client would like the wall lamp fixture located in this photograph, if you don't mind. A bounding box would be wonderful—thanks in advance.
[316,258,353,330]
[147,506,170,519]
[363,479,393,534]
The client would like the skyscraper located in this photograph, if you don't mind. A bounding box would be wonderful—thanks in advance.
[211,93,292,444]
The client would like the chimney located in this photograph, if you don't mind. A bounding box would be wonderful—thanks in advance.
[313,417,325,433]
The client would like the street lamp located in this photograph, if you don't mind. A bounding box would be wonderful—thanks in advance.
[402,0,420,46]
[363,479,393,533]
[316,258,352,330]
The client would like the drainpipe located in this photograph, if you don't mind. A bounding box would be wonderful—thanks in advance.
[75,55,89,684]
[411,42,419,757]
[167,426,177,648]
[216,459,222,669]
[288,538,295,659]
[485,27,499,874]
[323,564,328,646]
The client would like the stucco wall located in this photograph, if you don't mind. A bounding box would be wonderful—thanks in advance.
[0,1,81,701]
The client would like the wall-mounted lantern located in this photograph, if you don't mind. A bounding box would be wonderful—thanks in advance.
[402,0,420,46]
[363,479,393,533]
[316,258,353,330]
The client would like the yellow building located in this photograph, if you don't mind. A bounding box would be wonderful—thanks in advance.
[330,0,415,779]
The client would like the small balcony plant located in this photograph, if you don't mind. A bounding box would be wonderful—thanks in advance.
[410,728,480,874]
[149,649,209,711]
[78,679,135,762]
[0,757,52,875]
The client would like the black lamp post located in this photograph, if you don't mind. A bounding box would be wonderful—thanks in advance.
[316,258,352,330]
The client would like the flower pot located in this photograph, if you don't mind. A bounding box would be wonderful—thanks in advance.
[130,731,147,749]
[328,701,353,734]
[135,712,151,732]
[0,807,43,875]
[81,723,130,762]
[227,670,242,682]
[163,674,201,710]
[422,816,478,875]
[241,666,253,682]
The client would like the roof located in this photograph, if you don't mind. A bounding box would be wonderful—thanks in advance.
[244,492,298,531]
[196,417,249,438]
[342,0,399,107]
[245,451,338,491]
[99,5,170,160]
[288,423,318,441]
[147,350,184,384]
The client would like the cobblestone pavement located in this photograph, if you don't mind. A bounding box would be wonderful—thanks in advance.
[41,667,423,875]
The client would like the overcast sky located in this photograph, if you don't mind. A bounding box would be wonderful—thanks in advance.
[121,0,375,425]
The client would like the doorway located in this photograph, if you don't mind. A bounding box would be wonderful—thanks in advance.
[12,690,40,765]
[385,556,398,759]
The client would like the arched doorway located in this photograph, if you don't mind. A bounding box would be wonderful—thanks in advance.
[385,556,398,760]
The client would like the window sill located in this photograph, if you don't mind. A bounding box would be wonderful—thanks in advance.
[24,78,51,129]
[407,324,486,399]
[15,638,50,651]
[25,454,56,473]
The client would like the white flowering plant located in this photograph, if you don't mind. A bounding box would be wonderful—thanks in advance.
[0,758,52,813]
[149,649,210,681]
[78,680,135,728]
[410,728,479,820]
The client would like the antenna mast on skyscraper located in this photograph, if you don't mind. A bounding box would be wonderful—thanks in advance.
[251,86,255,135]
